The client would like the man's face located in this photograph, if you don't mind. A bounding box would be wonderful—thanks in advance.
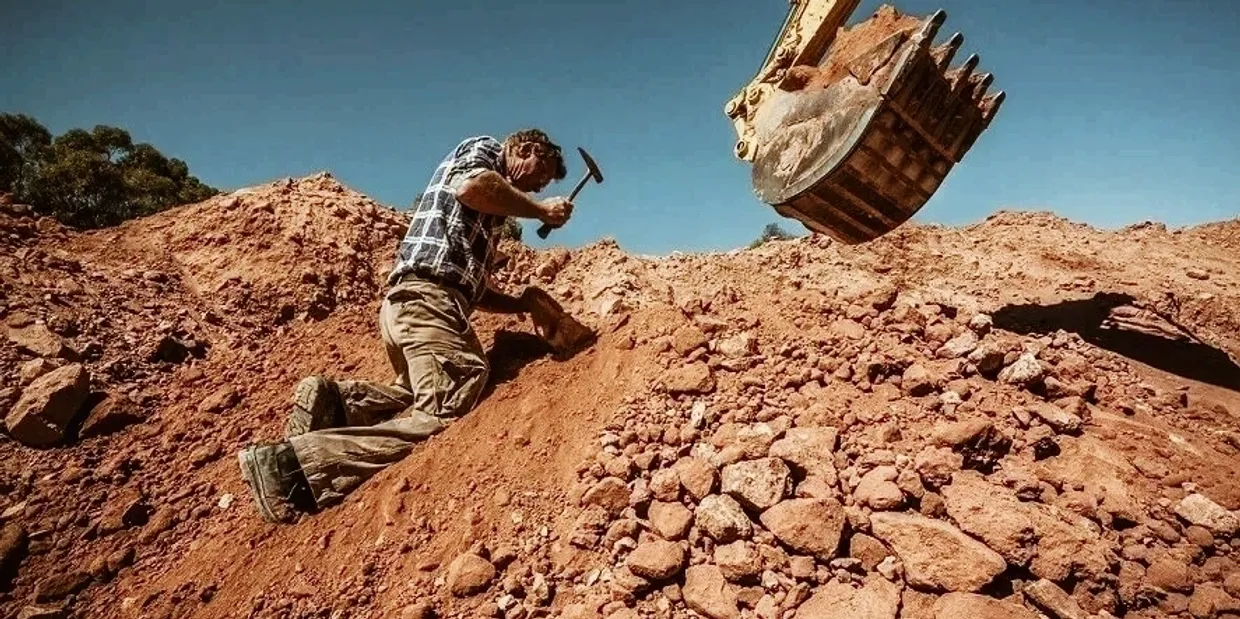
[507,142,559,193]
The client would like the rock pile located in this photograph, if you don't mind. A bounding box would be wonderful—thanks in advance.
[550,287,1240,618]
[2,175,1239,619]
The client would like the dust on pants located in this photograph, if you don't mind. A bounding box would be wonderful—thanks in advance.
[289,277,489,508]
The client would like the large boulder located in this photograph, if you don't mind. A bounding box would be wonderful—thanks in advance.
[4,364,90,447]
[1176,494,1240,536]
[794,577,900,619]
[869,512,1006,592]
[933,593,1039,619]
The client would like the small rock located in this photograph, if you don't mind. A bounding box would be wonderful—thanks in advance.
[446,553,496,596]
[1146,556,1193,593]
[695,494,752,543]
[33,571,90,602]
[18,358,64,385]
[937,331,979,359]
[721,458,790,511]
[583,478,630,516]
[848,533,889,571]
[1175,493,1240,536]
[1,523,28,583]
[1023,579,1087,619]
[717,333,758,359]
[854,467,904,511]
[795,577,900,619]
[999,353,1044,386]
[399,602,436,619]
[770,427,839,487]
[664,363,715,394]
[682,565,740,619]
[198,387,240,414]
[759,498,846,561]
[18,607,65,619]
[902,364,941,397]
[1187,269,1210,281]
[876,556,901,581]
[1029,403,1083,435]
[626,540,685,580]
[5,364,91,447]
[1188,584,1240,618]
[968,345,1006,375]
[648,501,693,540]
[914,447,962,488]
[79,394,145,438]
[1223,573,1240,598]
[1185,525,1215,548]
[714,541,762,583]
[7,324,72,358]
[968,313,993,333]
[649,469,681,502]
[789,556,817,580]
[672,325,709,356]
[675,457,717,501]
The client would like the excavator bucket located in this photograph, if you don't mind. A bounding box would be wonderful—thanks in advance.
[725,3,1005,244]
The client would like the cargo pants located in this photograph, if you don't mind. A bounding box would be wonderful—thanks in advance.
[288,277,490,508]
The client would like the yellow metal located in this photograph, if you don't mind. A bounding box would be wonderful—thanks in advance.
[725,0,862,161]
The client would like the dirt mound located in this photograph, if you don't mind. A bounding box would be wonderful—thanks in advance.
[2,177,1239,619]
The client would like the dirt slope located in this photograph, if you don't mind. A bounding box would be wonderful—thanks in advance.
[2,176,1239,619]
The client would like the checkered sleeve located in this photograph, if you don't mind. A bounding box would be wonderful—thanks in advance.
[445,136,503,192]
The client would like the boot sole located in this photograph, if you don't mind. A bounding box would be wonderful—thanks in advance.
[284,378,337,438]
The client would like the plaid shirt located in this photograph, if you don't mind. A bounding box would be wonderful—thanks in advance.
[389,136,507,305]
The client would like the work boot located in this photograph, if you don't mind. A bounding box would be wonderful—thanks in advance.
[237,442,316,523]
[284,376,343,438]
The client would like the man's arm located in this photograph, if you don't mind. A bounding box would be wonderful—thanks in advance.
[475,283,527,314]
[455,170,548,219]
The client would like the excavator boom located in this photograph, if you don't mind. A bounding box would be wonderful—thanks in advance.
[726,2,1005,244]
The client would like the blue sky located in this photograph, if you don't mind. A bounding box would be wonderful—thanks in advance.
[3,0,1237,253]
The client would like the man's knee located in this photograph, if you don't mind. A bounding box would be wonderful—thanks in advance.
[406,349,489,419]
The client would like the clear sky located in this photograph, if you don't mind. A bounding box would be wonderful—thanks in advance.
[3,0,1237,254]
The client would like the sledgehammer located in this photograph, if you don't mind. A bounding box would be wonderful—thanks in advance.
[537,147,603,239]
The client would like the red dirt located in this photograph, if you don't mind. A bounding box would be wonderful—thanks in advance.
[2,174,1240,619]
[785,4,924,91]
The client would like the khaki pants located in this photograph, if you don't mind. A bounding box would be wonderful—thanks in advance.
[289,277,490,507]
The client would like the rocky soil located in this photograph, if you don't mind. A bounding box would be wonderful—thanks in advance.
[2,176,1239,619]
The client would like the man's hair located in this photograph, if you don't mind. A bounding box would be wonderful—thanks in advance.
[505,129,568,181]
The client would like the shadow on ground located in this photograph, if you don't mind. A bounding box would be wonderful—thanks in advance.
[481,330,553,399]
[992,292,1240,392]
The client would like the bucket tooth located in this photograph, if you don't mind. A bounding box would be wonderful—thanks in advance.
[948,53,980,92]
[981,91,1006,121]
[966,72,994,102]
[931,33,964,70]
[916,9,948,45]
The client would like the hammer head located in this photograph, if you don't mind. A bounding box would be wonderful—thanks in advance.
[578,147,604,184]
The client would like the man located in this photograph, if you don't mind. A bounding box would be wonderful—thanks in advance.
[237,129,577,523]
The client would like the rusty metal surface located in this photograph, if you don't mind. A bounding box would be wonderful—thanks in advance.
[746,8,1005,245]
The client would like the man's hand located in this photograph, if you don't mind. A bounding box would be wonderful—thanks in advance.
[537,197,574,227]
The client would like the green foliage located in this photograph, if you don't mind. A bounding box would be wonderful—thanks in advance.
[499,216,523,241]
[0,113,218,228]
[748,222,797,249]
